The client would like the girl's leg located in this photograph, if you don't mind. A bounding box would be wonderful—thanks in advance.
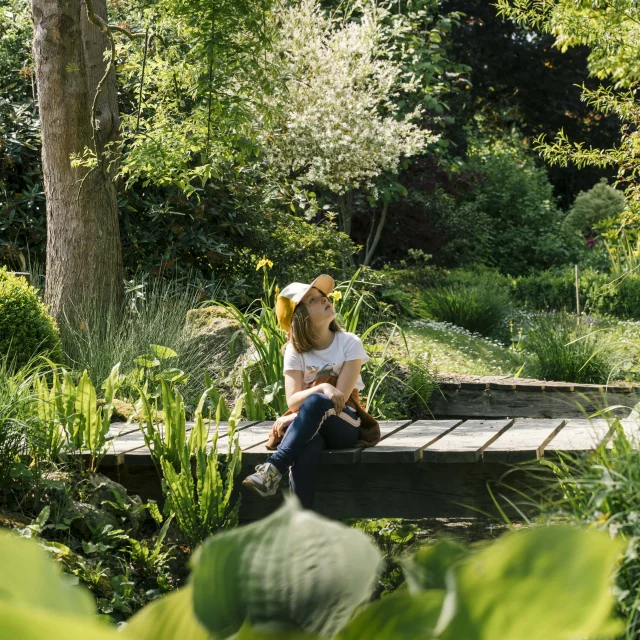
[288,405,361,510]
[320,405,360,449]
[266,393,336,474]
[288,432,325,509]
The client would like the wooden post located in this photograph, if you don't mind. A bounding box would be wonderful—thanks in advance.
[575,265,580,325]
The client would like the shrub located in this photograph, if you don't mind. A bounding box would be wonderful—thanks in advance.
[512,267,640,319]
[0,268,61,370]
[524,313,615,383]
[563,178,626,237]
[421,283,512,338]
[463,138,581,275]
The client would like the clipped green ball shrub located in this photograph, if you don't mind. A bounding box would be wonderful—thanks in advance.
[0,268,61,369]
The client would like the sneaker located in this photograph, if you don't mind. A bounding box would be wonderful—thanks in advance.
[242,462,283,497]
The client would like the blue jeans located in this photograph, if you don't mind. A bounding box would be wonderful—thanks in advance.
[267,393,361,510]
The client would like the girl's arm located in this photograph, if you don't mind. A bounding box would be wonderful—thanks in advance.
[285,370,333,411]
[335,359,362,400]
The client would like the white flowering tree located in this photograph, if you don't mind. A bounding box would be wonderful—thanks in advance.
[260,0,439,260]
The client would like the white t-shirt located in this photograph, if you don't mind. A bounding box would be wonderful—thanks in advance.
[283,331,369,391]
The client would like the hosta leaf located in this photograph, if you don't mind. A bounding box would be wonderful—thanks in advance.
[337,591,445,640]
[0,604,116,640]
[399,539,468,593]
[134,355,161,368]
[0,530,95,616]
[151,345,178,360]
[441,525,624,640]
[191,494,382,638]
[124,586,208,640]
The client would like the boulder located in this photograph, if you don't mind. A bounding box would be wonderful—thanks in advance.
[184,306,250,372]
[84,473,146,532]
[68,501,120,539]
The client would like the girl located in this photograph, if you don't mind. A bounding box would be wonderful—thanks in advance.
[242,274,379,510]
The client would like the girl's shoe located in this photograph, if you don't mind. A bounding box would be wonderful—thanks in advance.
[242,462,283,497]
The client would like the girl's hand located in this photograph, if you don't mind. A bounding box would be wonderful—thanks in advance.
[322,384,346,414]
[272,413,296,438]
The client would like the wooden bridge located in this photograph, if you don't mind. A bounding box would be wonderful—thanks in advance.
[100,414,638,521]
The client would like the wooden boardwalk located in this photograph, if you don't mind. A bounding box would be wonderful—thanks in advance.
[100,417,638,521]
[104,416,638,465]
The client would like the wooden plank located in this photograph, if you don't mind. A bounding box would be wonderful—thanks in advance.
[362,420,462,464]
[482,419,566,463]
[619,418,640,447]
[119,421,258,464]
[238,461,541,521]
[430,386,640,420]
[542,419,614,455]
[319,419,415,465]
[106,422,139,441]
[217,421,274,455]
[422,419,514,463]
[242,419,415,466]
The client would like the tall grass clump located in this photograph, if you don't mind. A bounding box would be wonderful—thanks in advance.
[0,357,44,489]
[58,276,219,405]
[524,313,615,384]
[421,283,512,338]
[528,422,640,638]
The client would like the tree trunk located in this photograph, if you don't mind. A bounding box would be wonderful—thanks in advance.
[363,200,388,266]
[338,191,356,268]
[31,0,123,321]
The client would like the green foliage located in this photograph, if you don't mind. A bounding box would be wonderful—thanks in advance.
[0,268,61,370]
[137,382,244,548]
[524,313,615,384]
[190,495,383,638]
[0,357,44,489]
[496,1,640,232]
[0,1,46,269]
[33,364,123,470]
[404,188,494,268]
[462,138,580,276]
[563,178,626,237]
[421,283,512,339]
[0,497,625,640]
[59,276,213,408]
[214,262,288,418]
[512,267,640,319]
[535,422,640,636]
[348,518,419,597]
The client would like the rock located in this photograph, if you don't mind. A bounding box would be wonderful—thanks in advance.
[111,398,136,422]
[68,501,120,539]
[84,473,146,532]
[184,306,250,372]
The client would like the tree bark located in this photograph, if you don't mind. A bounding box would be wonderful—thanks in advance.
[31,0,123,321]
[363,200,388,266]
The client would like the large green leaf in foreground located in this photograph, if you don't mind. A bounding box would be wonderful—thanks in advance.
[0,529,95,617]
[191,495,383,638]
[440,525,624,640]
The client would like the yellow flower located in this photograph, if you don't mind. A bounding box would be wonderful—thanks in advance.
[256,257,273,271]
[328,290,342,302]
[275,284,280,297]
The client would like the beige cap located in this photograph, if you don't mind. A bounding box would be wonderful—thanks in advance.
[275,274,335,332]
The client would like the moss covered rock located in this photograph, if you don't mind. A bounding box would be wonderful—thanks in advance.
[184,305,249,372]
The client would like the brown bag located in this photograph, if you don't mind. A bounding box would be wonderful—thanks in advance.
[265,373,380,450]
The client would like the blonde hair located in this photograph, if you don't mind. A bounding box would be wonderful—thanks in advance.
[289,292,343,354]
